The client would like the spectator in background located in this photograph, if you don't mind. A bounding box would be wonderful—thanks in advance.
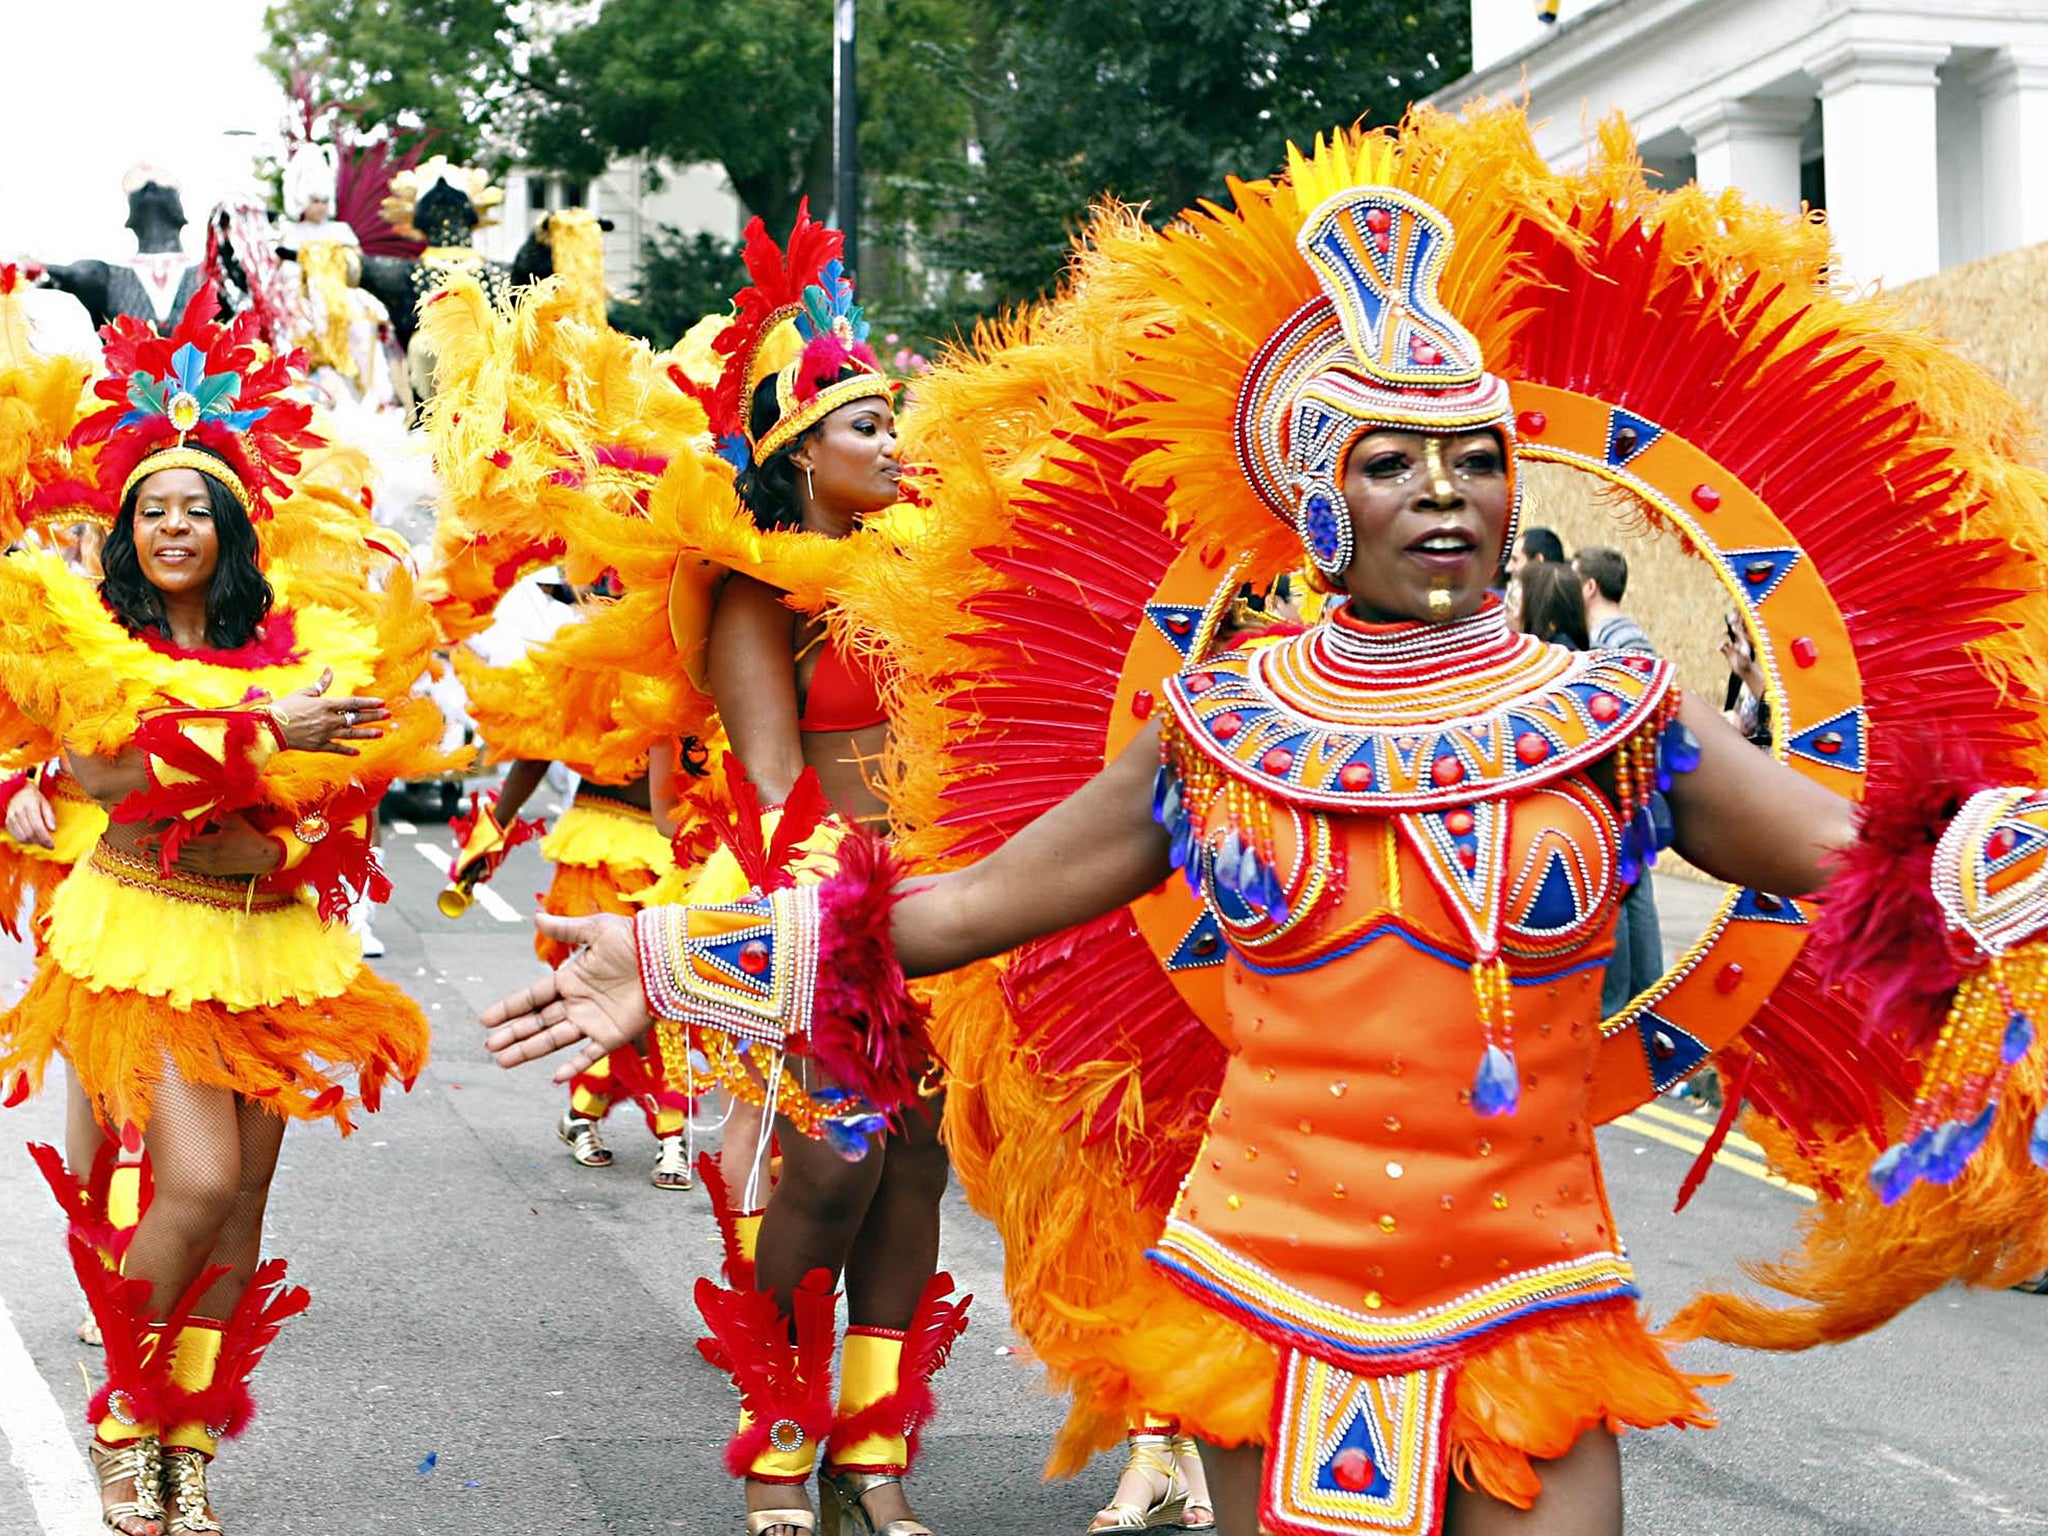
[1566,544,1665,1018]
[1573,544,1654,655]
[1512,559,1590,648]
[1504,523,1565,582]
[1722,615,1773,749]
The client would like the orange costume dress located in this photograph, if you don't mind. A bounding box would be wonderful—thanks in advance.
[1145,601,1704,1526]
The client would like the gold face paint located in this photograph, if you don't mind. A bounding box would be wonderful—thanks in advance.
[1423,438,1456,503]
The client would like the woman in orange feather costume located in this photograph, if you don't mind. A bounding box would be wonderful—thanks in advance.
[480,113,2048,1536]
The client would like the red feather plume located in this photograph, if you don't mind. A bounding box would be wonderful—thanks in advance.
[695,1267,838,1479]
[695,1150,760,1290]
[809,831,933,1119]
[706,203,843,443]
[175,1258,312,1442]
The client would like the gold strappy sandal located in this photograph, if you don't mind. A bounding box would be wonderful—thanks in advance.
[162,1450,224,1535]
[1170,1437,1215,1531]
[745,1509,816,1534]
[91,1437,166,1536]
[1088,1433,1189,1532]
[816,1468,932,1536]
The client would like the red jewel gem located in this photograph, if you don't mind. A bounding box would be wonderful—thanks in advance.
[1517,410,1547,437]
[1588,692,1621,723]
[1743,559,1775,585]
[1131,690,1155,720]
[1715,963,1745,995]
[1515,733,1550,764]
[1815,731,1843,756]
[1261,747,1294,774]
[1192,932,1220,957]
[1431,755,1465,787]
[1331,1448,1376,1492]
[1364,207,1393,234]
[1445,808,1475,836]
[738,940,771,975]
[1339,762,1373,791]
[1991,827,2019,857]
[1791,636,1818,667]
[1409,338,1442,365]
[1212,712,1243,740]
[1187,673,1215,696]
[1456,845,1477,869]
[1166,613,1193,633]
[1372,231,1392,255]
[1691,483,1721,511]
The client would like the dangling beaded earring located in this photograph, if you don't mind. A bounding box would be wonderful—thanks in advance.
[1298,474,1352,581]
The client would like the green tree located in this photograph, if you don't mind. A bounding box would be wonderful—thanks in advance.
[262,0,1468,337]
[605,228,750,347]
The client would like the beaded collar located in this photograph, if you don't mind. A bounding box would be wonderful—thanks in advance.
[1161,597,1676,813]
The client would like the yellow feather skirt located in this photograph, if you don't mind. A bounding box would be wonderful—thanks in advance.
[533,798,673,966]
[0,846,428,1135]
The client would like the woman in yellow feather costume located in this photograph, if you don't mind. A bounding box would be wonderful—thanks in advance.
[0,281,445,1535]
[482,109,2048,1536]
[443,217,974,1536]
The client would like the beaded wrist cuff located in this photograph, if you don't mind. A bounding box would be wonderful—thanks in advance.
[634,885,822,1050]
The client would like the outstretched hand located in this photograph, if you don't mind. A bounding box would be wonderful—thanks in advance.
[480,912,652,1080]
[271,668,389,756]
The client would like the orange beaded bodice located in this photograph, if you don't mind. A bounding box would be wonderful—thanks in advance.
[1146,600,1686,1375]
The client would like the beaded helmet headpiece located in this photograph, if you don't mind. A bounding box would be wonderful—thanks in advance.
[70,279,317,523]
[1235,185,1519,578]
[698,202,894,477]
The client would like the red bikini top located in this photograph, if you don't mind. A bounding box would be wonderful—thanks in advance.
[800,636,888,733]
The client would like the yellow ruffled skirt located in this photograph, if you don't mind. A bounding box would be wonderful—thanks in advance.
[532,796,673,966]
[0,843,428,1135]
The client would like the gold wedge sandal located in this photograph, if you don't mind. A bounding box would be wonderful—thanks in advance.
[816,1468,932,1535]
[1088,1432,1189,1532]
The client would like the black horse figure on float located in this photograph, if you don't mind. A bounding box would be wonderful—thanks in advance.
[38,174,208,329]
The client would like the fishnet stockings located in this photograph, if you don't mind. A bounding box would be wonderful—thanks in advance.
[118,1058,286,1319]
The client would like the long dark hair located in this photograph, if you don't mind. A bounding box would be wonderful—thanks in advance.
[101,453,273,649]
[733,373,813,532]
[1516,560,1589,650]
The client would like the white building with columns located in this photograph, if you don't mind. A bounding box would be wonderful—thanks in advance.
[1434,0,2048,288]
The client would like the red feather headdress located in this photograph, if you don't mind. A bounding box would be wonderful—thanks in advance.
[689,202,890,473]
[71,280,318,522]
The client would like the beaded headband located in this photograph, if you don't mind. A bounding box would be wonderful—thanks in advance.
[756,357,893,463]
[120,445,254,516]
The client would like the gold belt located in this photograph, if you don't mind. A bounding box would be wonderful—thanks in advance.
[88,841,296,914]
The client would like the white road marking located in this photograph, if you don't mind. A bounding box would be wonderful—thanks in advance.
[1871,1443,2048,1527]
[413,843,525,923]
[389,819,418,835]
[0,1287,102,1533]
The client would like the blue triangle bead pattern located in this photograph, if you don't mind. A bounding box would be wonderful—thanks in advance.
[1717,545,1803,608]
[1603,407,1663,466]
[1783,707,1865,773]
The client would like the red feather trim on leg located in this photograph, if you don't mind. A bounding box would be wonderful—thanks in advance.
[824,1274,973,1472]
[696,1151,761,1291]
[695,1267,838,1480]
[174,1257,311,1443]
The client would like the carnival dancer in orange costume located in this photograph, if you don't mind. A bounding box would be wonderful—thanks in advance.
[479,130,2048,1536]
[0,282,443,1535]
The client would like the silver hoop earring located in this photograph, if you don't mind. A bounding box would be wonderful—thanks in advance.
[803,465,816,502]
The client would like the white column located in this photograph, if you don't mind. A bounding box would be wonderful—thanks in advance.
[1973,50,2048,257]
[1685,98,1812,212]
[1811,41,1949,286]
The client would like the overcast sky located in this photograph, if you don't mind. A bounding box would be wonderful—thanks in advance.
[0,1,285,264]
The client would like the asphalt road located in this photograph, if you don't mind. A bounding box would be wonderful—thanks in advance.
[0,816,2043,1536]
